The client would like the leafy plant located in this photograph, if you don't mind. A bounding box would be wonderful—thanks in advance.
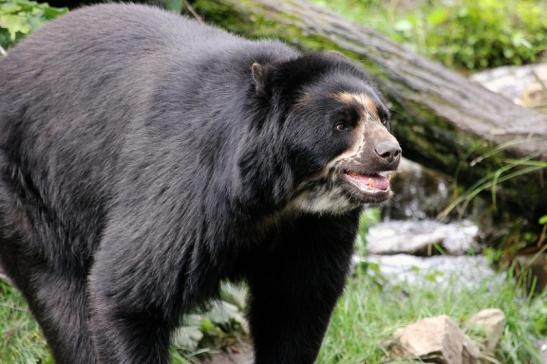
[439,158,547,219]
[355,207,381,256]
[171,283,248,362]
[391,0,547,69]
[0,0,67,49]
[436,150,546,265]
[0,280,52,364]
[313,0,547,70]
[319,266,546,363]
[163,0,183,13]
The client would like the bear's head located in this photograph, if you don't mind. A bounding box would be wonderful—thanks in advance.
[244,52,401,214]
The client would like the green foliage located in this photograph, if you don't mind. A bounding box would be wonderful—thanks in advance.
[437,151,546,263]
[0,280,52,364]
[319,268,546,363]
[171,283,248,362]
[0,279,247,363]
[313,0,547,70]
[354,207,381,256]
[2,272,545,363]
[440,158,547,219]
[163,0,183,13]
[0,0,67,49]
[396,0,546,69]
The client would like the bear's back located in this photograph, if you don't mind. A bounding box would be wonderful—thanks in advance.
[0,4,242,163]
[0,4,285,257]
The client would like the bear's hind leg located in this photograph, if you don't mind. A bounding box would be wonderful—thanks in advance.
[0,183,96,363]
[26,267,96,364]
[0,250,96,364]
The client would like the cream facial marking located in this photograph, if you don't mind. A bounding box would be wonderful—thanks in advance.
[326,91,381,169]
[290,92,388,214]
[290,184,356,215]
[336,92,378,116]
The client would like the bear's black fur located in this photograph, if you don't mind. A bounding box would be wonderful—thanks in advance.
[0,4,400,364]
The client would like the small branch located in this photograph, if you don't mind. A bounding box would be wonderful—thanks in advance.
[183,0,204,23]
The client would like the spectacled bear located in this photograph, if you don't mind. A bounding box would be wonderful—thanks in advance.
[0,4,401,364]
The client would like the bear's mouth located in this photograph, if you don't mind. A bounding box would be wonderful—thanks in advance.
[339,169,392,203]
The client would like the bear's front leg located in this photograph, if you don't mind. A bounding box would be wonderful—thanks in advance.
[246,212,358,364]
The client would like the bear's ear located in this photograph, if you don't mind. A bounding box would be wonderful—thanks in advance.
[251,62,268,96]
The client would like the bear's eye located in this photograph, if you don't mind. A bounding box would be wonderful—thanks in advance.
[334,121,348,132]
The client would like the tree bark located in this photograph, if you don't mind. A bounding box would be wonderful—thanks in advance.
[190,0,547,221]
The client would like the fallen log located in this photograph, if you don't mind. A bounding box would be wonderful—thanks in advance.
[190,0,547,221]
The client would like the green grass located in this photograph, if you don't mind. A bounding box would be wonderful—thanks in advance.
[0,278,235,364]
[318,268,546,363]
[311,0,547,70]
[1,271,545,363]
[0,281,51,364]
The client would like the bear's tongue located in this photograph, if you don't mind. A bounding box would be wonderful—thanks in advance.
[345,171,389,191]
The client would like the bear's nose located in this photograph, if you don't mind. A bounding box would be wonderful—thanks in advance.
[374,140,402,166]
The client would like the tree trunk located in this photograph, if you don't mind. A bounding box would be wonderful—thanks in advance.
[190,0,547,222]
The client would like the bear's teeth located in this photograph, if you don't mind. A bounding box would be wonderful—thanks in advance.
[379,171,392,180]
[344,172,390,191]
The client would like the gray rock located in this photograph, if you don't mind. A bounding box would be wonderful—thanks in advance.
[389,315,466,364]
[383,158,451,220]
[538,339,547,364]
[359,254,502,289]
[467,309,506,354]
[388,316,484,364]
[462,335,481,364]
[367,219,480,256]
